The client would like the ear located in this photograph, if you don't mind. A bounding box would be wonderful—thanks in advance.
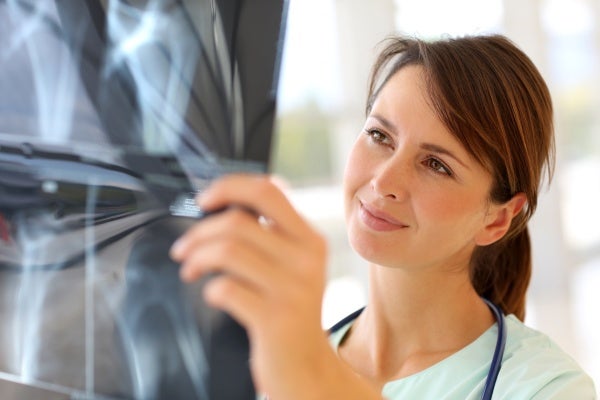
[475,192,527,246]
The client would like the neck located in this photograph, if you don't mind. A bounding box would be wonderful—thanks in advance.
[368,262,487,326]
[341,263,495,383]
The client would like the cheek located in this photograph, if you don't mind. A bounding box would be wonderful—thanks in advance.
[342,143,367,205]
[419,190,488,235]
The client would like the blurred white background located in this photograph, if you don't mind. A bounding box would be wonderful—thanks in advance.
[271,0,600,394]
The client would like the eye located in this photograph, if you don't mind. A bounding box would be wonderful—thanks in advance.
[424,157,453,176]
[364,128,391,146]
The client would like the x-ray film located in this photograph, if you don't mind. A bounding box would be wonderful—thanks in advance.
[0,1,288,399]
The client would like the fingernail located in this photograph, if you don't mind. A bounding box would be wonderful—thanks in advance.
[196,188,211,207]
[170,238,186,259]
[179,266,192,282]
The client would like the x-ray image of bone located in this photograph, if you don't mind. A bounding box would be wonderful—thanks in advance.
[0,1,287,399]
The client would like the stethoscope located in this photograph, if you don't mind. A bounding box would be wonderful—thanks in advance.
[329,299,506,400]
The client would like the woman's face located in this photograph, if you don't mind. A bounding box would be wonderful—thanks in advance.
[343,65,496,272]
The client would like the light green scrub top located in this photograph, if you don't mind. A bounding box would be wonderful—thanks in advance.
[330,314,597,399]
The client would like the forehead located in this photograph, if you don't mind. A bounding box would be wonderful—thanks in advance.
[370,66,445,138]
[370,66,486,168]
[373,64,428,106]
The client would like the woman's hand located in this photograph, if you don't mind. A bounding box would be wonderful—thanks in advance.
[169,174,332,397]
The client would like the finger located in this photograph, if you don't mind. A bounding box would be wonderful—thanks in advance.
[202,272,267,330]
[178,235,286,290]
[197,174,312,239]
[170,206,291,263]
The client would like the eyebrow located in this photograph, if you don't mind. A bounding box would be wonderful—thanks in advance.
[371,114,397,132]
[420,143,470,170]
[370,114,470,170]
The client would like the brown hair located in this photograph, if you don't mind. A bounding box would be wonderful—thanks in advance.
[366,35,554,320]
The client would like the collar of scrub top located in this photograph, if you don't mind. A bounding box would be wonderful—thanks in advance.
[328,298,507,400]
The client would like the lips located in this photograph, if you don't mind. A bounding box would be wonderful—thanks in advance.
[358,201,408,231]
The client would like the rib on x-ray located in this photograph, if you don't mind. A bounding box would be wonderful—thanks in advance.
[0,1,287,399]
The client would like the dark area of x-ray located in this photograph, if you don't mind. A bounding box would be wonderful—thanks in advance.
[0,0,288,399]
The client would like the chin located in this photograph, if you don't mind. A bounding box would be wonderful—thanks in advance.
[348,229,394,267]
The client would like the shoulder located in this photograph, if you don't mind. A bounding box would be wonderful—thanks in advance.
[495,315,597,399]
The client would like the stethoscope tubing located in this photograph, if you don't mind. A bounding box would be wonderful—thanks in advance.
[481,299,507,400]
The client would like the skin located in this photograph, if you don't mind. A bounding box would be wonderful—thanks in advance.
[170,65,525,399]
[340,65,525,389]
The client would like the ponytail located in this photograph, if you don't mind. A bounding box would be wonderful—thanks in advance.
[471,227,531,321]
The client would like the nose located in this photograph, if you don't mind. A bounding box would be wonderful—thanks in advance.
[370,154,410,201]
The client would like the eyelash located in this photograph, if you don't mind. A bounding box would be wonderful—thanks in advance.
[363,128,454,177]
[424,157,453,176]
[364,128,390,145]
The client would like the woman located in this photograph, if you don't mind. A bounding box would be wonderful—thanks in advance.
[170,34,596,399]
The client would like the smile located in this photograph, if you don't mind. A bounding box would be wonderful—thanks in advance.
[358,202,408,232]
